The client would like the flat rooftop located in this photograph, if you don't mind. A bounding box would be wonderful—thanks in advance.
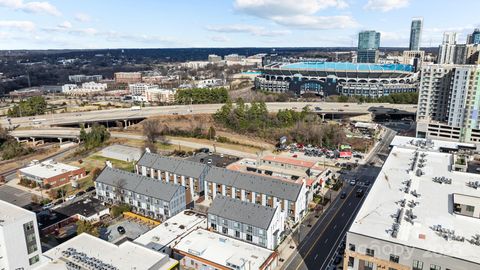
[174,229,274,269]
[262,155,316,168]
[0,199,35,225]
[349,136,480,264]
[99,144,143,162]
[19,159,81,179]
[134,210,207,251]
[38,233,178,270]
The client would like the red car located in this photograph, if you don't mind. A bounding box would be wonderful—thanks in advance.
[292,154,298,158]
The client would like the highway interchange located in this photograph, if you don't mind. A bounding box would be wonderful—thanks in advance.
[3,102,416,128]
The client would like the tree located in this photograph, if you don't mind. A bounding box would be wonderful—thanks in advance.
[208,126,216,140]
[76,220,99,237]
[80,124,110,150]
[142,119,160,144]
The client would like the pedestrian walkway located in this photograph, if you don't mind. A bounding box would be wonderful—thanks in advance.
[274,188,340,270]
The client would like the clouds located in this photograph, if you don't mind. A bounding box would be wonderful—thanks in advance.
[364,0,410,12]
[0,0,61,16]
[233,0,356,30]
[0,20,36,31]
[206,24,290,37]
[75,13,91,23]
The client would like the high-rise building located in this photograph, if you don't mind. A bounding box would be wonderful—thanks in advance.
[0,200,42,269]
[409,17,423,51]
[357,31,381,63]
[438,32,458,64]
[416,64,480,143]
[208,54,222,62]
[471,28,480,44]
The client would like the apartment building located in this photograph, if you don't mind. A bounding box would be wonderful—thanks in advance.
[173,229,277,270]
[114,72,142,84]
[128,83,158,95]
[0,200,42,269]
[145,88,175,103]
[208,195,286,250]
[136,152,308,223]
[416,64,480,143]
[134,210,207,255]
[344,136,480,269]
[95,166,186,221]
[35,233,178,270]
[438,32,458,64]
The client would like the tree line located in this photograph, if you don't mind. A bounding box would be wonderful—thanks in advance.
[334,92,418,104]
[213,99,346,147]
[175,87,228,104]
[7,96,47,117]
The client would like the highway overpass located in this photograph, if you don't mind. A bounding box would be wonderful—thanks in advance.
[3,102,416,130]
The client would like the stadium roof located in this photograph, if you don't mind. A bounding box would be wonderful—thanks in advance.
[278,62,414,72]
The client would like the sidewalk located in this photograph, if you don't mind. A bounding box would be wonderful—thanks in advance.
[274,188,340,270]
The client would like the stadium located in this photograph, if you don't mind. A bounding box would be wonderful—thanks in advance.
[255,61,418,97]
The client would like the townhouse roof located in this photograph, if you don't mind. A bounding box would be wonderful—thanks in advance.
[95,167,183,202]
[137,153,304,202]
[208,195,276,230]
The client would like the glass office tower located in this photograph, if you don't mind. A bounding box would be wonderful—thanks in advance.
[409,18,423,51]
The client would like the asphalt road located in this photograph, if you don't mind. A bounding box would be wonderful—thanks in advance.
[3,102,416,128]
[282,128,396,270]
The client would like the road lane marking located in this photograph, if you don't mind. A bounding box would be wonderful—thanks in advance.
[314,254,318,260]
[319,194,368,270]
[293,190,356,270]
[324,238,328,243]
[333,225,337,229]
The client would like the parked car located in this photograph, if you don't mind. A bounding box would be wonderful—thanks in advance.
[76,191,85,197]
[42,202,54,210]
[356,189,364,197]
[340,191,347,199]
[117,226,126,234]
[65,195,76,201]
[349,179,357,186]
[86,186,95,192]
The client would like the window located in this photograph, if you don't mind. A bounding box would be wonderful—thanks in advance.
[430,265,441,270]
[366,248,374,257]
[235,231,240,238]
[211,223,217,230]
[29,255,39,265]
[389,254,399,263]
[466,205,475,212]
[364,261,374,270]
[222,227,228,234]
[246,234,252,241]
[349,244,355,251]
[413,260,424,270]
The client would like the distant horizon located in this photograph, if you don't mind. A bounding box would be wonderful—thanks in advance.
[0,46,440,52]
[0,0,477,49]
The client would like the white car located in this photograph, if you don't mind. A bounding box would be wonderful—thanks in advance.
[349,179,357,186]
[65,194,76,201]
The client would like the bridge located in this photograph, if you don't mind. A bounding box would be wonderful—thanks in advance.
[3,102,416,129]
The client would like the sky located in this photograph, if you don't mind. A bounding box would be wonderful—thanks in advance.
[0,0,479,49]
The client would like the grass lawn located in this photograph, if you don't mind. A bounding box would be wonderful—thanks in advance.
[70,154,135,173]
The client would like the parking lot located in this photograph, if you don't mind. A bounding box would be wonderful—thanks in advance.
[187,152,239,168]
[100,218,154,244]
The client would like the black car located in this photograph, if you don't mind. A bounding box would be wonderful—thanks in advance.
[356,189,364,197]
[364,181,371,187]
[340,191,347,199]
[76,191,86,197]
[86,186,95,192]
[117,226,126,234]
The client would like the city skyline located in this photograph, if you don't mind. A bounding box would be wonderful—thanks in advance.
[0,0,478,50]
